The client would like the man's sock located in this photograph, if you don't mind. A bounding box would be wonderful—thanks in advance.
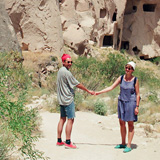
[58,138,62,143]
[66,139,71,144]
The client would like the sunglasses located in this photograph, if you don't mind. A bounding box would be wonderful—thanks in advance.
[125,66,133,70]
[65,61,73,64]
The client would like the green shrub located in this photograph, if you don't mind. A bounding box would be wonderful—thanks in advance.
[0,52,46,160]
[148,91,159,103]
[134,68,160,89]
[120,49,126,54]
[149,56,160,65]
[51,56,58,62]
[0,121,15,160]
[100,53,128,82]
[71,56,107,91]
[94,99,107,115]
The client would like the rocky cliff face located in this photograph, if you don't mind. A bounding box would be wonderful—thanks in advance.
[59,0,160,58]
[122,0,160,59]
[5,0,63,55]
[0,0,21,53]
[2,0,160,58]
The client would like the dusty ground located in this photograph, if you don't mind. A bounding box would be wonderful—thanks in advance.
[35,111,160,160]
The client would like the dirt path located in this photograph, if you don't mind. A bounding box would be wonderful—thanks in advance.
[35,111,160,160]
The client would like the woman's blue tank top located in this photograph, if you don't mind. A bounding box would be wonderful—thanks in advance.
[118,75,137,101]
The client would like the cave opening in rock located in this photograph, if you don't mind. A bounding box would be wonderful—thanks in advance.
[103,35,113,47]
[121,41,129,50]
[112,12,117,21]
[143,4,156,12]
[100,9,106,18]
[132,46,140,55]
[133,6,137,12]
[78,43,85,55]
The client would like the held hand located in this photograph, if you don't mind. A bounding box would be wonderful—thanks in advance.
[95,92,100,95]
[135,107,139,115]
[88,90,95,95]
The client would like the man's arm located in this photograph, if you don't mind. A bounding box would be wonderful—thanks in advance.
[76,83,95,95]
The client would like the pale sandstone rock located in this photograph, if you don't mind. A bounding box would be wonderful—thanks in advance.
[3,0,160,58]
[75,0,90,12]
[122,0,160,58]
[0,0,21,53]
[5,0,63,55]
[60,0,160,58]
[60,0,128,54]
[63,24,88,55]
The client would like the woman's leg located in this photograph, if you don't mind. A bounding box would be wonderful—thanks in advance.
[127,121,134,148]
[119,119,126,145]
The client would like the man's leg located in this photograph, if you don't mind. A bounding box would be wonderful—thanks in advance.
[64,102,77,148]
[65,118,77,148]
[57,117,66,145]
[57,117,66,139]
[65,118,74,140]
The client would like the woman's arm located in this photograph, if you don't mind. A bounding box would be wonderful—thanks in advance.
[96,76,121,95]
[135,79,140,115]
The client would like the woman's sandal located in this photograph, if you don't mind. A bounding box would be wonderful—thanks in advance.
[123,147,132,153]
[114,144,126,149]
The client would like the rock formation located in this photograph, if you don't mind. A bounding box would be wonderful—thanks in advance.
[3,0,160,59]
[0,0,21,53]
[60,0,121,55]
[60,0,160,58]
[122,0,160,59]
[5,0,63,55]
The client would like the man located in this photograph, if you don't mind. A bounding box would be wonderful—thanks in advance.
[56,54,94,149]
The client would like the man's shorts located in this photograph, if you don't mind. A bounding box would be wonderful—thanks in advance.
[60,101,75,119]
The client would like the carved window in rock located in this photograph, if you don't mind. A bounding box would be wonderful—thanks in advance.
[100,9,106,18]
[103,35,113,47]
[140,56,145,60]
[133,6,137,12]
[121,41,129,50]
[140,55,149,60]
[59,0,64,4]
[132,46,140,55]
[117,29,121,47]
[78,43,85,55]
[112,12,117,21]
[143,4,156,12]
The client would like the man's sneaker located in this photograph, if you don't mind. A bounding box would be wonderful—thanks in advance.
[65,142,77,149]
[56,142,65,146]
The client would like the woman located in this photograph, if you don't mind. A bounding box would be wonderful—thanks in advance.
[95,61,140,153]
